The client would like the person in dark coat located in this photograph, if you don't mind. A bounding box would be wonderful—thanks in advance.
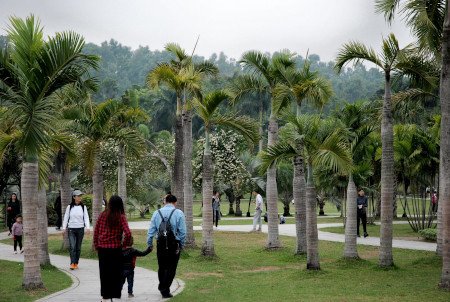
[356,189,369,238]
[7,193,21,235]
[122,236,152,298]
[54,192,62,230]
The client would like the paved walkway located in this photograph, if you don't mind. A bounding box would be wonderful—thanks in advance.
[0,229,184,302]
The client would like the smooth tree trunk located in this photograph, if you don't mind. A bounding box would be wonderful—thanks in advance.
[173,112,184,210]
[293,154,307,255]
[379,74,394,267]
[37,186,50,265]
[201,131,215,256]
[266,116,281,248]
[92,157,103,232]
[118,143,127,212]
[21,162,43,289]
[306,164,320,270]
[183,111,195,247]
[437,200,443,256]
[439,6,450,289]
[258,99,264,152]
[344,175,358,258]
[60,161,71,250]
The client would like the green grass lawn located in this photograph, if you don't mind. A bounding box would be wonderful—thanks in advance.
[0,260,72,302]
[5,230,446,301]
[320,223,424,239]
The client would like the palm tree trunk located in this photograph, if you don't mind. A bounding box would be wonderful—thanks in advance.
[306,163,320,270]
[201,130,215,256]
[266,115,281,248]
[344,174,358,258]
[439,6,450,289]
[183,110,195,247]
[60,159,71,250]
[21,162,44,289]
[258,99,264,152]
[38,186,50,266]
[173,110,184,211]
[437,200,443,256]
[92,156,103,232]
[293,154,307,255]
[118,143,127,212]
[379,74,394,267]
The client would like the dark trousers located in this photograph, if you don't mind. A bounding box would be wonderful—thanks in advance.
[213,210,220,227]
[357,208,367,236]
[122,268,135,294]
[157,245,181,295]
[55,213,62,228]
[14,235,22,251]
[98,248,123,299]
[68,227,84,264]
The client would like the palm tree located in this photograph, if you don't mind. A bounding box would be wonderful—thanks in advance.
[0,15,98,289]
[193,91,259,256]
[261,115,352,269]
[239,50,296,248]
[274,60,333,254]
[335,33,437,267]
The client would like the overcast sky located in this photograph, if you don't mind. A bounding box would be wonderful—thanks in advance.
[1,0,413,62]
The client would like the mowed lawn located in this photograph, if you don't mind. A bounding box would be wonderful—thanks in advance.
[320,223,429,239]
[3,230,446,302]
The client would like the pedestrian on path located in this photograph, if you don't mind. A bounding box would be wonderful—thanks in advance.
[212,191,221,228]
[122,236,152,298]
[7,193,21,235]
[62,190,90,270]
[94,195,132,302]
[147,193,186,299]
[54,192,62,230]
[11,214,23,254]
[356,189,368,238]
[251,191,263,232]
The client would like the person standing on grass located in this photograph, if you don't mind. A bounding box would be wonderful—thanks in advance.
[7,193,21,236]
[62,190,90,270]
[212,191,221,228]
[251,191,263,232]
[147,193,186,299]
[94,195,132,302]
[356,189,369,238]
[11,214,23,254]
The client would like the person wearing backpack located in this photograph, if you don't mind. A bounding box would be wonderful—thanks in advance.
[62,190,90,270]
[147,193,186,299]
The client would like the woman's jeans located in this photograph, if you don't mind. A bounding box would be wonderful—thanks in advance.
[68,227,84,264]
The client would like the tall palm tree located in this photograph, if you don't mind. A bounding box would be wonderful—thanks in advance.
[193,91,259,256]
[240,50,296,248]
[335,33,437,267]
[0,15,98,289]
[274,60,333,254]
[261,115,352,269]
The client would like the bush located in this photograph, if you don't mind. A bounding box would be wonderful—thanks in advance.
[418,228,437,241]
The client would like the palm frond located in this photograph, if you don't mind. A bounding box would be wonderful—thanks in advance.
[211,114,260,147]
[227,74,268,104]
[335,41,383,73]
[259,142,297,173]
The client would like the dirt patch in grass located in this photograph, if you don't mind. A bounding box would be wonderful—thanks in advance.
[359,249,379,259]
[183,272,224,279]
[241,266,282,273]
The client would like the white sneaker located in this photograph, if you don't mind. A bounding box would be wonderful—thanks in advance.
[20,249,23,254]
[14,251,17,254]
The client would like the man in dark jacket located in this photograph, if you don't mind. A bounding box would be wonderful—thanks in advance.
[357,189,369,238]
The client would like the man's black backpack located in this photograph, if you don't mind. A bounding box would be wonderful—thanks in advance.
[157,209,178,252]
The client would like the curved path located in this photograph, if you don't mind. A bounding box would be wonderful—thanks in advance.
[0,229,184,302]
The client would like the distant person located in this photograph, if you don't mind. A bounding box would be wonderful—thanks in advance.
[251,191,263,232]
[54,192,62,230]
[356,189,368,238]
[431,190,438,212]
[11,214,23,254]
[94,195,132,302]
[7,193,21,236]
[147,193,186,299]
[62,190,90,270]
[279,214,286,224]
[212,191,221,227]
[122,236,152,298]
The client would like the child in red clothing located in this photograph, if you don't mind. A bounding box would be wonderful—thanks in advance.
[122,236,152,297]
[12,215,23,254]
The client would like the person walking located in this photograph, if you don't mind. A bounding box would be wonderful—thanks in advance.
[7,193,21,235]
[11,214,23,254]
[54,192,62,230]
[356,189,369,238]
[62,190,90,270]
[212,191,221,228]
[147,194,186,299]
[122,236,152,298]
[251,191,263,232]
[94,195,132,302]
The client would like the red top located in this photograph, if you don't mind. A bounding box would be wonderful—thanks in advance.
[94,212,131,249]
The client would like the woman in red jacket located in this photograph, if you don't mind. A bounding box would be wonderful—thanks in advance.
[94,195,131,301]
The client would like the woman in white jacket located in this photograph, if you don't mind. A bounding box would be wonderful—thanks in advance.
[62,190,90,270]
